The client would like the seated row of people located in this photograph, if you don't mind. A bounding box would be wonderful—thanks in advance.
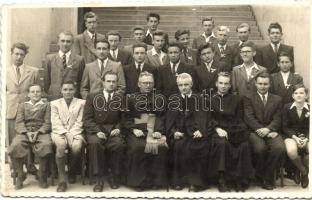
[9,69,309,193]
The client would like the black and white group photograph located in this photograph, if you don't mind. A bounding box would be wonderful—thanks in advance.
[0,0,311,198]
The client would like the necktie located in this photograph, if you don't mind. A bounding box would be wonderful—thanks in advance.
[112,50,117,61]
[92,34,96,47]
[16,66,21,82]
[262,94,267,106]
[220,46,225,54]
[171,63,176,75]
[100,60,104,75]
[183,49,188,63]
[273,43,278,54]
[62,54,67,69]
[206,63,211,72]
[107,92,112,103]
[137,63,141,75]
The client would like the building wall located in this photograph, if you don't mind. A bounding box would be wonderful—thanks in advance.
[252,5,310,87]
[7,8,77,68]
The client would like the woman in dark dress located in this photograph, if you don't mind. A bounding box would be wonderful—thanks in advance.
[209,72,254,192]
[282,84,309,188]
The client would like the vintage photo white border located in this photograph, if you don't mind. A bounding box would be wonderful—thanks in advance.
[0,0,312,199]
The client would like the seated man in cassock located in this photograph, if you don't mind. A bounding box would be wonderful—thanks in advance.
[243,71,286,190]
[50,80,86,192]
[8,84,53,190]
[210,72,254,192]
[123,71,168,191]
[166,73,209,192]
[83,71,126,192]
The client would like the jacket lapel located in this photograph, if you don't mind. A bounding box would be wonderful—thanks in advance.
[8,66,19,85]
[83,31,95,52]
[239,66,249,82]
[277,72,287,90]
[60,98,71,124]
[93,60,102,78]
[19,65,31,84]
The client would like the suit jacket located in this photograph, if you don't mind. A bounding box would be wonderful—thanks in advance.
[232,64,267,97]
[124,44,153,55]
[243,92,282,132]
[180,48,198,66]
[156,62,197,97]
[80,59,125,99]
[51,97,85,136]
[143,33,153,45]
[108,48,133,66]
[192,35,217,50]
[213,44,235,72]
[258,43,294,74]
[282,102,309,138]
[270,72,303,104]
[6,64,39,119]
[194,60,224,93]
[43,53,85,100]
[124,62,156,94]
[72,30,106,64]
[83,92,122,136]
[145,49,169,68]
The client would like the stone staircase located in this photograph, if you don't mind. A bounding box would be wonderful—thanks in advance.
[91,5,264,46]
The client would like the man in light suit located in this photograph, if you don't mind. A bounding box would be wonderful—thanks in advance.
[213,26,234,72]
[51,80,86,192]
[106,31,132,66]
[143,13,160,45]
[258,22,294,74]
[44,31,85,101]
[175,29,197,66]
[232,43,266,97]
[124,26,153,54]
[192,17,217,50]
[124,43,156,94]
[80,39,126,99]
[243,71,286,190]
[6,42,40,175]
[145,31,169,68]
[72,12,106,64]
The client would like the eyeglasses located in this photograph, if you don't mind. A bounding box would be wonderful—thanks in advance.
[240,50,253,54]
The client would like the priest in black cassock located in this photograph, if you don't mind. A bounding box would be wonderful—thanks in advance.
[123,71,168,191]
[209,72,254,192]
[165,73,211,192]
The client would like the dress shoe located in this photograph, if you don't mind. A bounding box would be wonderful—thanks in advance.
[93,182,104,192]
[15,177,24,190]
[218,182,229,192]
[134,186,145,192]
[108,179,119,189]
[68,175,76,184]
[190,185,205,192]
[27,164,38,176]
[174,185,183,190]
[56,182,67,192]
[301,174,309,188]
[294,170,301,184]
[39,176,48,189]
[261,181,274,190]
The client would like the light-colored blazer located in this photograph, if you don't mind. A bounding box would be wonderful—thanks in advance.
[80,59,126,99]
[72,30,105,64]
[145,49,169,68]
[6,64,39,119]
[51,97,85,136]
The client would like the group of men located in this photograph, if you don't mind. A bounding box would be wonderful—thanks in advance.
[6,10,307,193]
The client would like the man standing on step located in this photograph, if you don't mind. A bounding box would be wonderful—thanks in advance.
[72,12,106,64]
[192,17,217,50]
[258,22,294,74]
[143,13,160,45]
[106,30,133,66]
[80,39,125,99]
[50,80,86,192]
[44,31,85,101]
[145,31,169,68]
[7,42,40,176]
[175,29,197,66]
[124,26,153,54]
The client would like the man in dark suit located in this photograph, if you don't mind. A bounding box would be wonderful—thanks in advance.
[243,71,286,190]
[194,43,225,93]
[83,71,126,192]
[124,43,156,94]
[143,13,160,45]
[80,39,125,99]
[232,23,259,66]
[213,26,234,72]
[175,29,197,65]
[124,26,153,54]
[192,17,217,50]
[258,22,294,74]
[156,42,197,97]
[44,31,85,101]
[72,12,105,64]
[106,30,132,66]
[270,52,303,105]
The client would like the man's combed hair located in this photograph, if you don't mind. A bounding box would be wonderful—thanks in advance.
[201,17,214,24]
[268,22,283,33]
[174,30,190,40]
[11,42,29,54]
[278,51,293,62]
[84,11,97,21]
[106,30,122,41]
[132,43,148,51]
[95,39,110,49]
[236,22,251,32]
[176,73,193,84]
[146,13,160,21]
[102,71,118,81]
[139,71,154,80]
[167,42,182,51]
[61,80,76,88]
[293,84,308,94]
[217,71,232,82]
[28,83,43,92]
[255,71,271,81]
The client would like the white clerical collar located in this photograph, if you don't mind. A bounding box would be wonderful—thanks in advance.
[290,102,309,111]
[25,100,45,106]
